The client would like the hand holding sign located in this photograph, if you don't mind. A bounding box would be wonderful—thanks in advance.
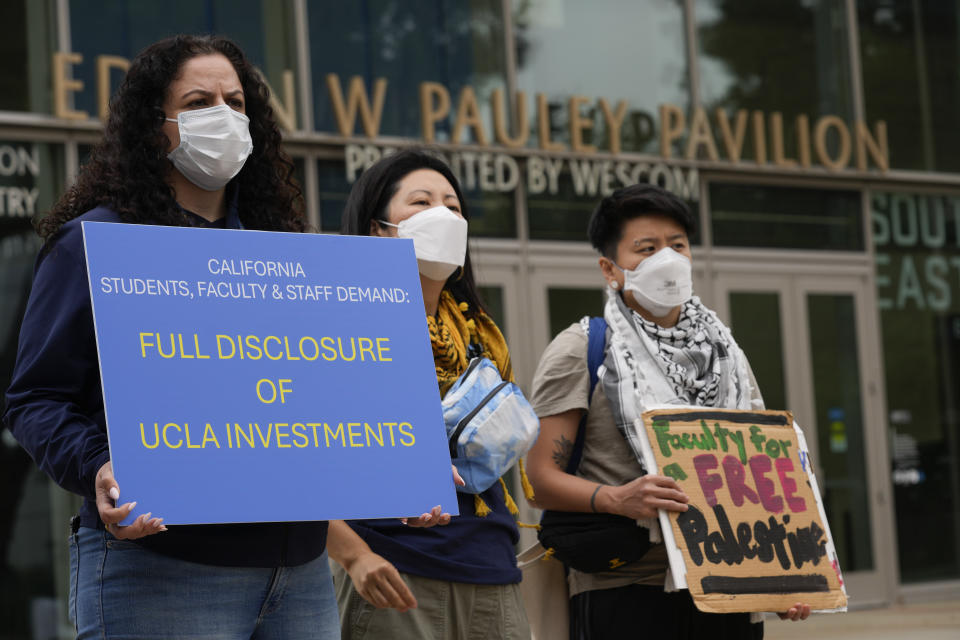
[635,408,847,615]
[598,474,689,520]
[778,603,812,621]
[401,465,466,526]
[94,461,166,539]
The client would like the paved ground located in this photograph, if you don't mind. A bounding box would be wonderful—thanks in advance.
[765,598,960,640]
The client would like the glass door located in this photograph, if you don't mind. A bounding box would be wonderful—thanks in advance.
[470,260,527,382]
[713,271,896,607]
[471,259,540,541]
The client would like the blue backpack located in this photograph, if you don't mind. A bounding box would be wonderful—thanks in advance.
[566,316,608,475]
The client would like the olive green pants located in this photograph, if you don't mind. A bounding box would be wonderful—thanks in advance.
[332,562,530,640]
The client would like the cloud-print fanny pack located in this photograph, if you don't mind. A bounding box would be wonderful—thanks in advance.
[442,358,539,494]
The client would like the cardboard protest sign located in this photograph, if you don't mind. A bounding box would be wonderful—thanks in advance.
[82,222,458,525]
[636,408,847,614]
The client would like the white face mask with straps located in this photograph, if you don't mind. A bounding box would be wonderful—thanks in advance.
[615,247,693,317]
[166,104,253,191]
[379,206,468,281]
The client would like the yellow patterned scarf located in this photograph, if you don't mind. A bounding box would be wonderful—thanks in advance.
[427,290,536,520]
[428,290,513,395]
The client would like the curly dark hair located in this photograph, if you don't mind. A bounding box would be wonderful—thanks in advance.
[340,148,487,317]
[38,34,305,240]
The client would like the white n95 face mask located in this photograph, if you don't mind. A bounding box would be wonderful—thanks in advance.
[380,206,468,281]
[617,247,693,317]
[166,104,253,191]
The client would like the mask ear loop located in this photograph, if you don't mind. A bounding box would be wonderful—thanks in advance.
[155,106,173,161]
[606,260,626,292]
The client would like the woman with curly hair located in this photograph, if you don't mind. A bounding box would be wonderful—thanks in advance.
[3,35,337,639]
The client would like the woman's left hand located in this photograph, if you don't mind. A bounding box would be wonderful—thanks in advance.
[401,505,449,527]
[777,603,812,621]
[400,465,465,527]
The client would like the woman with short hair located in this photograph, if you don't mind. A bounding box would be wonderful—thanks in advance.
[526,183,811,639]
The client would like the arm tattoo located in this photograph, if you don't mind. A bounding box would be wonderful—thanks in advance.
[551,434,574,470]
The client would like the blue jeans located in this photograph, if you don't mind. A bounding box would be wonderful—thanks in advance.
[69,527,339,639]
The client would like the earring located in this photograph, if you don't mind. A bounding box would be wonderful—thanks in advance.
[609,281,620,290]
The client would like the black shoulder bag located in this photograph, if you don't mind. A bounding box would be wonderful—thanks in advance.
[537,316,653,573]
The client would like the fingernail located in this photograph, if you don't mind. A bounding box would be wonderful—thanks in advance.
[128,501,137,510]
[109,487,120,501]
[400,518,408,525]
[159,526,168,532]
[434,505,441,512]
[421,513,430,520]
[142,512,152,520]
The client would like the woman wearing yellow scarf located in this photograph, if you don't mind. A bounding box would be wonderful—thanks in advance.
[327,149,531,640]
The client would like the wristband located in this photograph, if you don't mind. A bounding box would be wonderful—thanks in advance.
[590,484,603,513]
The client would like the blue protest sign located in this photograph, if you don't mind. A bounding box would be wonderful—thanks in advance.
[82,222,458,525]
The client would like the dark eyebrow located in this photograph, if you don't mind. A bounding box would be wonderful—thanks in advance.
[633,237,657,245]
[667,233,687,241]
[180,88,244,100]
[408,189,459,200]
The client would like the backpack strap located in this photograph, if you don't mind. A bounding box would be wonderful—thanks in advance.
[564,316,608,474]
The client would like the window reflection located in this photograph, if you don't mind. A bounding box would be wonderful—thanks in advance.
[69,0,299,123]
[807,293,874,572]
[317,158,352,232]
[873,190,960,581]
[514,0,689,155]
[696,0,853,163]
[308,0,508,142]
[516,1,695,240]
[478,286,505,337]
[859,1,960,172]
[728,292,787,410]
[710,183,862,251]
[0,142,66,639]
[0,1,57,114]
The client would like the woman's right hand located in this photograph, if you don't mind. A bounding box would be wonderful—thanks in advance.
[346,551,418,612]
[95,461,166,539]
[597,474,690,520]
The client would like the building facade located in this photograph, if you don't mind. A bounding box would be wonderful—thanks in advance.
[1,0,958,636]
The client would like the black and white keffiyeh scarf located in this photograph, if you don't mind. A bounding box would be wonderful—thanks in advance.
[632,299,732,408]
[593,289,763,534]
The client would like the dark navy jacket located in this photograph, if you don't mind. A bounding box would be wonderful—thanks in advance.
[3,206,328,567]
